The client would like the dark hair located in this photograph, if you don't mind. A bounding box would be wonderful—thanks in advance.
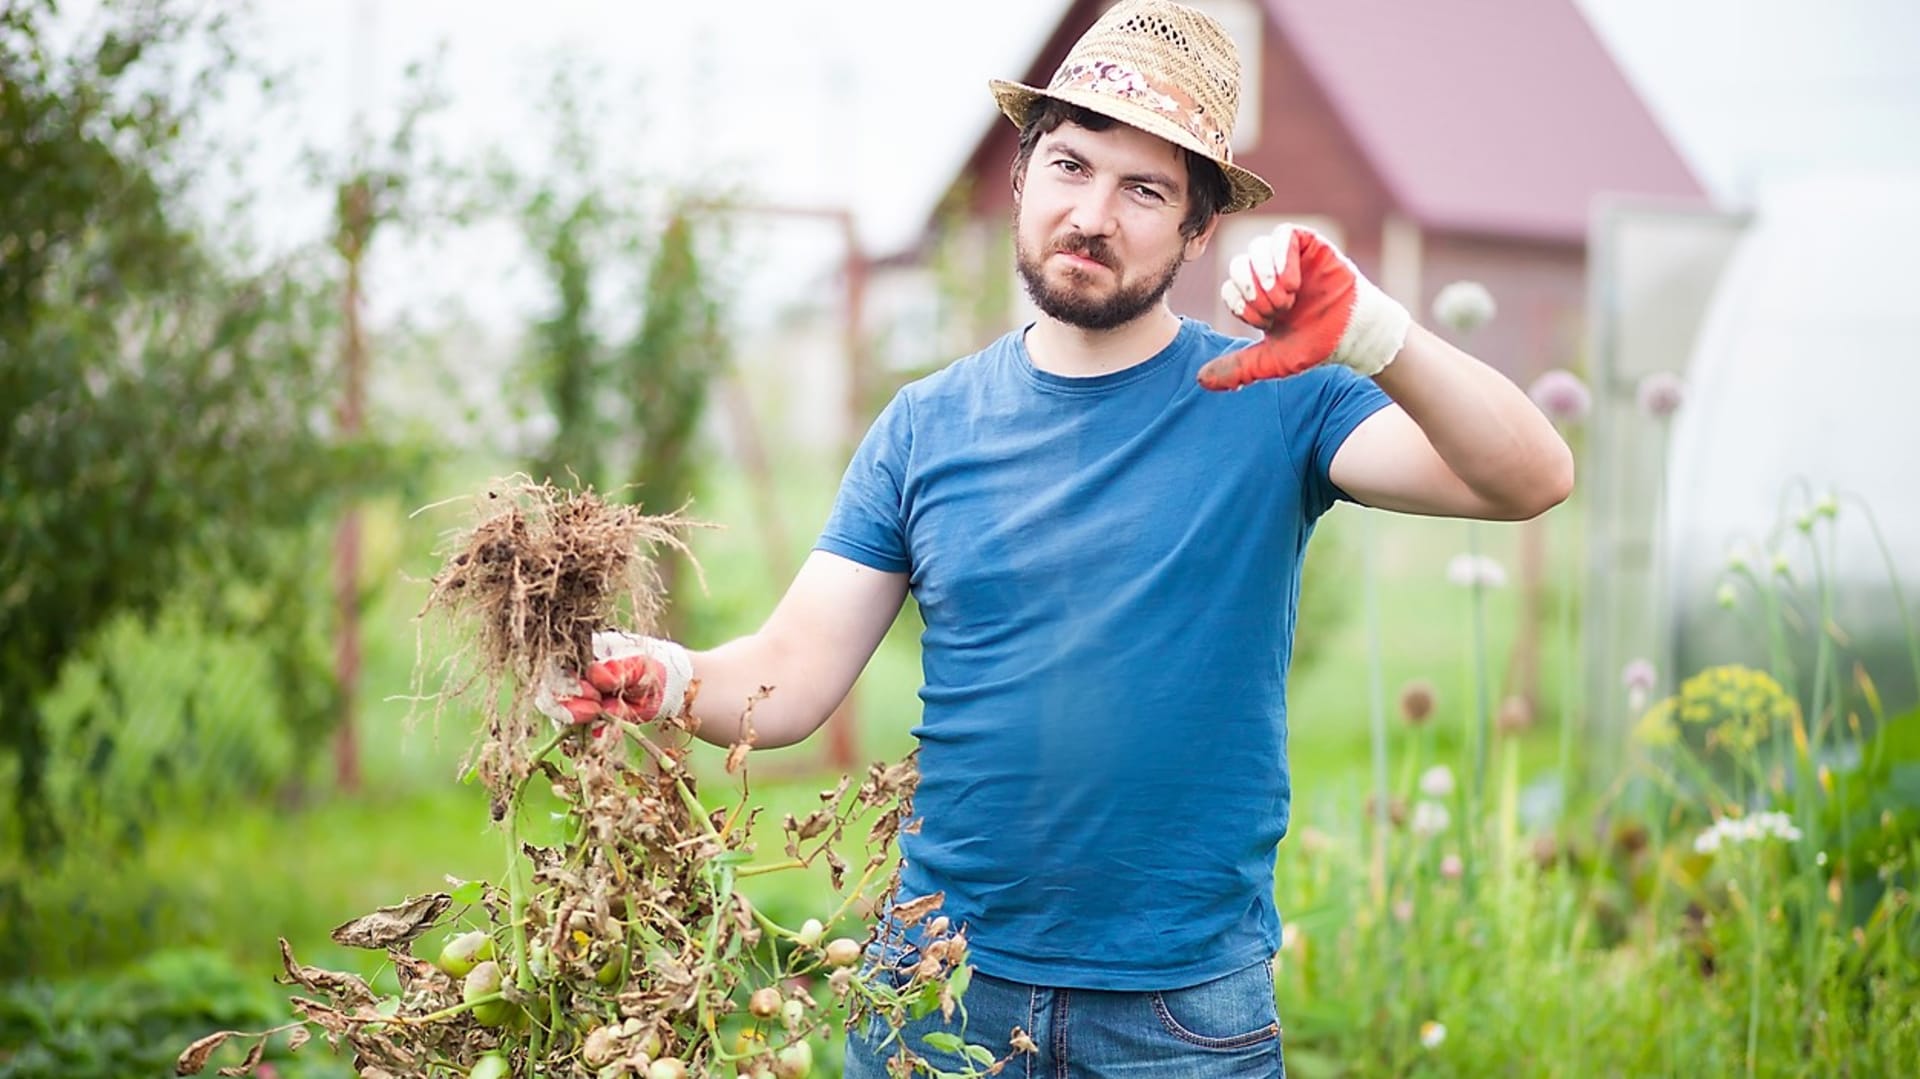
[1010,98,1230,241]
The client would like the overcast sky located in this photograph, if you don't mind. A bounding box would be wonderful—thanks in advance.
[201,0,1920,333]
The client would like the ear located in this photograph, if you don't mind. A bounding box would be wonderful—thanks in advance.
[1182,213,1223,263]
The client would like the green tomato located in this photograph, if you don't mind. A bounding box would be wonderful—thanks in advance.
[463,960,513,1027]
[468,1051,511,1079]
[773,1040,814,1079]
[823,938,862,968]
[594,943,627,987]
[436,930,496,978]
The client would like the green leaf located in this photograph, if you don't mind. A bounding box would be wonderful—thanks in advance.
[919,1032,964,1054]
[964,1043,996,1066]
[449,879,486,906]
[909,982,942,1020]
[947,962,972,1001]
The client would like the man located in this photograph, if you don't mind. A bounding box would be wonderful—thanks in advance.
[552,1,1572,1074]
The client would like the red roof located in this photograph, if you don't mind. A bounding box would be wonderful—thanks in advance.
[922,0,1707,248]
[1262,0,1705,240]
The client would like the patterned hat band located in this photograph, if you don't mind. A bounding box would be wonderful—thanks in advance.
[1049,58,1232,162]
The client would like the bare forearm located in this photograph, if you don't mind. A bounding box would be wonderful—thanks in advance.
[1373,323,1574,518]
[685,633,846,751]
[680,551,907,752]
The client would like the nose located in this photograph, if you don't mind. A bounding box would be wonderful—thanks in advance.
[1065,183,1120,238]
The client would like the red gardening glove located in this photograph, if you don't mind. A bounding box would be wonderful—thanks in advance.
[1198,223,1411,391]
[535,631,693,734]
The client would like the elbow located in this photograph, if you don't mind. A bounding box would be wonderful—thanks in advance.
[1507,441,1576,520]
[1477,440,1575,521]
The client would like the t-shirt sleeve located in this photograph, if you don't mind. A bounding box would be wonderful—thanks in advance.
[814,390,913,573]
[1294,365,1393,519]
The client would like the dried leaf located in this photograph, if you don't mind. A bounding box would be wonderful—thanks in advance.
[329,892,451,949]
[894,892,946,927]
[277,939,376,1007]
[290,997,355,1037]
[216,1040,265,1076]
[793,809,833,841]
[286,1027,312,1053]
[724,739,751,775]
[175,1030,238,1075]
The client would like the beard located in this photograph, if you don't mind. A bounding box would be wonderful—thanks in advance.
[1014,208,1185,332]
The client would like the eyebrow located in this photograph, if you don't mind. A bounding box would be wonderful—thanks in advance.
[1041,138,1184,197]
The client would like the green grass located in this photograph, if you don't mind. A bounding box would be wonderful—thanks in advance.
[4,453,1658,1077]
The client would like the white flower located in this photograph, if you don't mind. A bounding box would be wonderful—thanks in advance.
[1420,1020,1447,1049]
[1445,553,1508,589]
[1418,765,1455,799]
[1693,811,1803,855]
[1432,280,1497,333]
[1411,800,1451,837]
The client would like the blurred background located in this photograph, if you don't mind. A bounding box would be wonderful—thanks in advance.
[4,0,1918,1076]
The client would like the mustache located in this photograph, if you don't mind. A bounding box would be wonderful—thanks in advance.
[1050,233,1115,269]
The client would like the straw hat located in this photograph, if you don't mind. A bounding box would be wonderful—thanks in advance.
[989,0,1274,213]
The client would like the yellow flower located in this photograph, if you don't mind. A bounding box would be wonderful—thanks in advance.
[1647,664,1799,758]
[1634,700,1678,746]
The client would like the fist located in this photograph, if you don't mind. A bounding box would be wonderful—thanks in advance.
[534,631,693,732]
[1199,223,1410,391]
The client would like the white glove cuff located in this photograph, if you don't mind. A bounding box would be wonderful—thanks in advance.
[1336,276,1412,378]
[593,630,694,721]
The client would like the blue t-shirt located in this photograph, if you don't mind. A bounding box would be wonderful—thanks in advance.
[815,316,1391,990]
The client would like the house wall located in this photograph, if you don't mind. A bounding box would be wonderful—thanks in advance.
[926,3,1592,385]
[1419,233,1588,381]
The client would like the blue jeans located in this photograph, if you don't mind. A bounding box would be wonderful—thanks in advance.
[841,955,1284,1078]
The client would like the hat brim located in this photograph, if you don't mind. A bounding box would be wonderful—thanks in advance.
[989,79,1273,214]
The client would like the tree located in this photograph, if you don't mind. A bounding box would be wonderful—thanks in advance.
[503,63,731,630]
[0,2,387,853]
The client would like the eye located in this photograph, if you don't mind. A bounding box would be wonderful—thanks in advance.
[1131,185,1166,203]
[1051,158,1083,175]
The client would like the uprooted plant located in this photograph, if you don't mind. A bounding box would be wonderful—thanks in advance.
[176,478,1013,1079]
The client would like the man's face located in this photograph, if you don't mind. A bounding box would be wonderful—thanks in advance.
[1013,120,1210,331]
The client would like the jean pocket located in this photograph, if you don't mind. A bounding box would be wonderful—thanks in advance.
[859,937,919,992]
[1149,958,1281,1051]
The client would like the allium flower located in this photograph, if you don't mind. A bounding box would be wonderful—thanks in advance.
[1398,680,1437,725]
[1622,658,1657,712]
[1693,811,1802,854]
[1716,582,1739,610]
[1527,369,1591,423]
[1411,800,1451,837]
[1392,899,1415,923]
[1446,553,1508,589]
[1420,1020,1447,1049]
[1418,764,1455,799]
[1635,371,1686,418]
[1439,853,1463,880]
[1432,280,1497,334]
[1496,694,1534,735]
